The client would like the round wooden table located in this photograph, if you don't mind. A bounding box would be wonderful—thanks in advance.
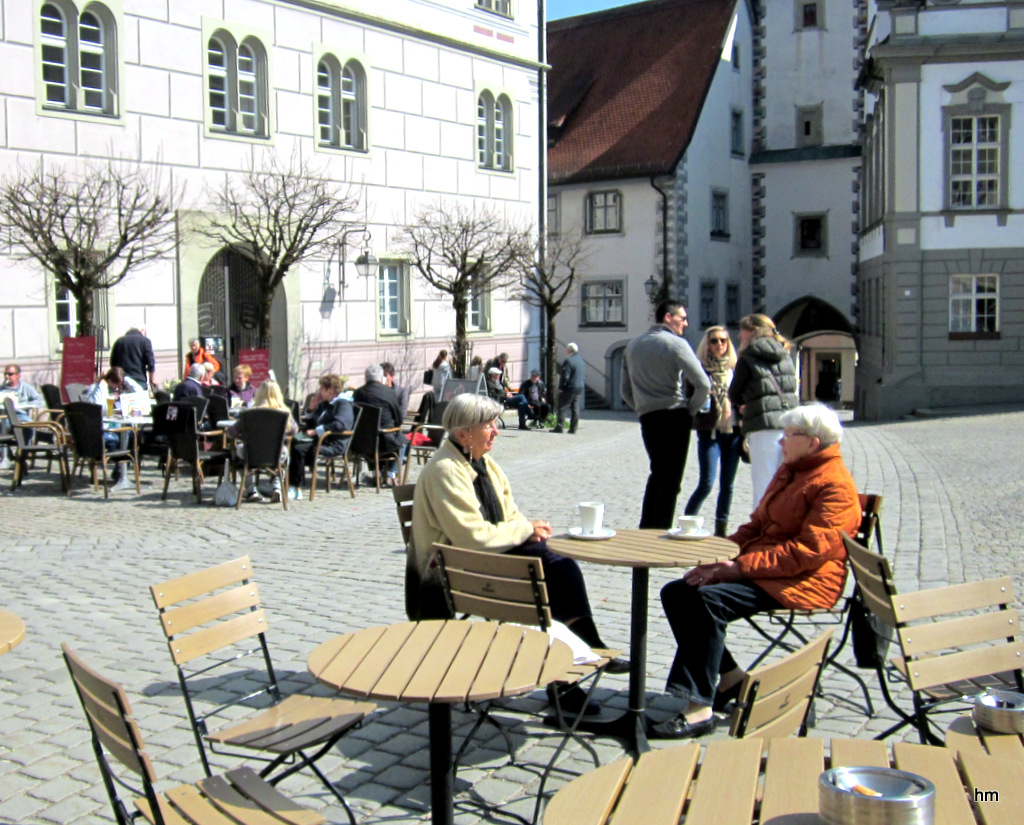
[0,610,26,656]
[548,528,737,753]
[947,713,1024,761]
[308,619,573,825]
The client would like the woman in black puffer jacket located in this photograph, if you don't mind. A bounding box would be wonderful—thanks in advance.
[729,314,798,507]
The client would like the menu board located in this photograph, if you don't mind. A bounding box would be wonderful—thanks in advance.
[60,337,97,402]
[237,349,270,387]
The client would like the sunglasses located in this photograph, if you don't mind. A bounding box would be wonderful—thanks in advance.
[708,338,729,345]
[4,371,18,376]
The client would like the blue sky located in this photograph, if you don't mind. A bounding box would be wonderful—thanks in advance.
[547,0,633,20]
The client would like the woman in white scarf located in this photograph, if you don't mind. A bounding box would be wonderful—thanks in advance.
[682,327,744,537]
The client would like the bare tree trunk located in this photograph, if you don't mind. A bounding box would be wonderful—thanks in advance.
[452,296,469,378]
[258,290,274,350]
[76,286,95,338]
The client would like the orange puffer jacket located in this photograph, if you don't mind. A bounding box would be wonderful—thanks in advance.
[729,442,860,610]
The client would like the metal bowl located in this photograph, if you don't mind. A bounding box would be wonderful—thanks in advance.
[819,766,934,825]
[973,689,1024,734]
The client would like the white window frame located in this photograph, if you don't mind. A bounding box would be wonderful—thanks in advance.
[699,281,718,327]
[946,111,1008,211]
[37,1,120,117]
[468,287,491,333]
[378,262,410,335]
[584,190,622,234]
[731,109,744,157]
[47,279,110,353]
[476,0,513,18]
[580,280,625,327]
[202,20,273,139]
[314,47,370,154]
[711,190,730,239]
[547,192,561,236]
[55,284,79,343]
[476,89,514,172]
[949,274,999,337]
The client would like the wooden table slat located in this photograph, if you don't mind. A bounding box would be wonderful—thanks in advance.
[538,636,576,687]
[685,738,763,825]
[402,621,477,702]
[452,622,520,702]
[760,737,824,823]
[608,744,699,825]
[0,610,26,656]
[895,742,978,825]
[548,529,736,569]
[830,737,891,767]
[543,757,634,825]
[343,622,422,697]
[956,749,1024,825]
[306,626,386,693]
[372,621,453,701]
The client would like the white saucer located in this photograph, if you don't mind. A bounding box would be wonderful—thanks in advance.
[567,526,617,541]
[666,528,712,541]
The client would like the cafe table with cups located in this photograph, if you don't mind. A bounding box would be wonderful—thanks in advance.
[543,735,1022,825]
[549,505,737,753]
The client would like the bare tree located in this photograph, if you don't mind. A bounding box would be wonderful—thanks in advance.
[0,160,181,337]
[393,200,534,376]
[514,227,592,408]
[196,152,362,348]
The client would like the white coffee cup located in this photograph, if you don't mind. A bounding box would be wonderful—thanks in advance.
[578,501,605,535]
[677,515,704,535]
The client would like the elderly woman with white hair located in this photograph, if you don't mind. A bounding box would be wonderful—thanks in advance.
[410,393,627,688]
[651,403,861,739]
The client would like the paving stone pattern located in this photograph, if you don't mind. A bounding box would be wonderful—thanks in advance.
[1,408,1022,824]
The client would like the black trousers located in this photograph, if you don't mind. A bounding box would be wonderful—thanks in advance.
[638,407,693,529]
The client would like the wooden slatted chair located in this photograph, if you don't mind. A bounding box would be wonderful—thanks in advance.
[432,542,621,824]
[4,397,70,492]
[729,628,833,739]
[149,556,377,825]
[740,493,883,714]
[843,532,1024,743]
[62,644,326,825]
[308,406,359,500]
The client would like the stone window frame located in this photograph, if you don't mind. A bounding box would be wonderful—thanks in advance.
[793,211,828,257]
[949,274,1000,340]
[796,104,823,148]
[377,261,411,336]
[584,190,623,235]
[580,279,626,328]
[711,189,730,240]
[315,50,370,153]
[699,281,718,328]
[202,19,274,141]
[476,88,515,173]
[795,0,824,31]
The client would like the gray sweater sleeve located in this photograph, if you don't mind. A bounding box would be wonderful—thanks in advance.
[679,343,711,416]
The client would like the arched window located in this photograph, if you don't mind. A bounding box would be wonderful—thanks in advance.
[476,91,513,171]
[40,4,69,106]
[39,2,118,114]
[206,32,267,136]
[316,56,366,151]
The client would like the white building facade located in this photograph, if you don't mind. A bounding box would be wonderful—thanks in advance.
[0,0,544,397]
[858,0,1024,418]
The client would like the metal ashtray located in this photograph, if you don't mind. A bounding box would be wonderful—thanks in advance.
[973,689,1024,734]
[819,766,935,825]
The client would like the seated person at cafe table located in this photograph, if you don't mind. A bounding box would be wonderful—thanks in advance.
[287,373,353,501]
[653,403,860,739]
[227,380,297,503]
[227,364,257,406]
[352,363,404,487]
[83,367,145,491]
[410,393,628,709]
[172,364,205,400]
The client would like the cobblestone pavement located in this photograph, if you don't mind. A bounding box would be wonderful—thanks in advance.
[1,407,1022,824]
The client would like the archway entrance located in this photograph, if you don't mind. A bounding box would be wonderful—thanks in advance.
[773,296,856,408]
[197,248,288,386]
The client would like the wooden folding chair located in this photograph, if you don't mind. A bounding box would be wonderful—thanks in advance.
[149,556,377,825]
[433,542,621,824]
[62,643,326,825]
[843,532,1024,743]
[741,493,882,714]
[729,628,833,739]
[309,406,359,500]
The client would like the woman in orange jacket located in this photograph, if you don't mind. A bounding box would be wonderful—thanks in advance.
[651,402,860,739]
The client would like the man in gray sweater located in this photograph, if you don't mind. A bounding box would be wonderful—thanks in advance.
[621,301,710,529]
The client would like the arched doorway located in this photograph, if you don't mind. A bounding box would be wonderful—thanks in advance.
[197,248,288,385]
[773,296,857,408]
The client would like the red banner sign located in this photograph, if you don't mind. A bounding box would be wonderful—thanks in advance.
[237,349,270,388]
[60,336,97,402]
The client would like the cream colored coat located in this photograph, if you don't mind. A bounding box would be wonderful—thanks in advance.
[411,438,533,586]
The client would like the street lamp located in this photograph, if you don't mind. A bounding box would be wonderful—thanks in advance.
[644,274,659,301]
[331,227,376,297]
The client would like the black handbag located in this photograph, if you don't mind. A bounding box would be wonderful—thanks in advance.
[849,586,894,669]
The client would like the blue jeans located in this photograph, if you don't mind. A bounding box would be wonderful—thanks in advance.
[661,578,781,706]
[504,394,531,426]
[684,428,743,523]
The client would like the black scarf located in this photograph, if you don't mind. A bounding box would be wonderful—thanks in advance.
[451,437,503,525]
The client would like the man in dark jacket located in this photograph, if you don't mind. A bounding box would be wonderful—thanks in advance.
[172,364,205,400]
[353,364,404,483]
[110,327,157,389]
[552,343,585,434]
[518,370,549,426]
[288,373,354,500]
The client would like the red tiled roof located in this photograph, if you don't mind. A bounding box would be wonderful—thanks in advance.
[548,0,738,184]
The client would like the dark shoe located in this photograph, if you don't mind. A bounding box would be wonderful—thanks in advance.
[568,429,577,434]
[714,519,729,538]
[604,657,631,675]
[551,427,564,433]
[648,712,715,740]
[518,423,529,430]
[712,680,742,713]
[548,684,601,716]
